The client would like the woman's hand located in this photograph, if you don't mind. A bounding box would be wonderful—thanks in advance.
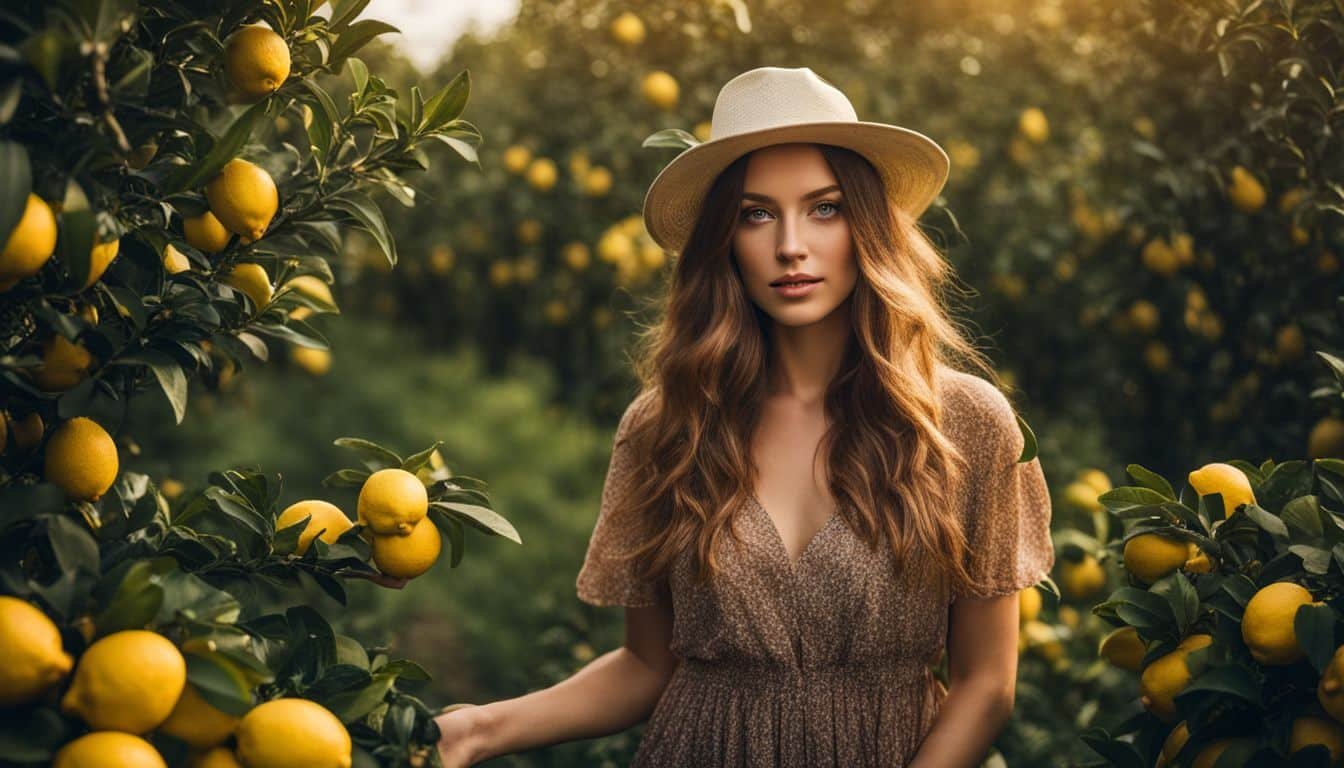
[435,703,485,768]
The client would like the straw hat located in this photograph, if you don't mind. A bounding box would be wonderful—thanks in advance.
[642,66,950,254]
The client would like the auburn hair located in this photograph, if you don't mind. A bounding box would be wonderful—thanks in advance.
[616,143,1004,596]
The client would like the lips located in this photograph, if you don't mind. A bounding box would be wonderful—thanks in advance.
[770,276,822,287]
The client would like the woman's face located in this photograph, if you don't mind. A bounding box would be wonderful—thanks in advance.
[731,143,858,327]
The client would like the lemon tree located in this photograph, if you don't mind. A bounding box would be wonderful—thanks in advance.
[1082,456,1344,766]
[0,0,522,765]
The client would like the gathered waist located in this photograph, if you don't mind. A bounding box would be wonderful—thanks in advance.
[674,656,935,690]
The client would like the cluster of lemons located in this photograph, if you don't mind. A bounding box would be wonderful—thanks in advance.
[0,596,352,767]
[278,465,444,580]
[0,194,120,294]
[0,414,119,504]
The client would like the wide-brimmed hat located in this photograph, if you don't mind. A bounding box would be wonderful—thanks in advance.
[642,66,950,255]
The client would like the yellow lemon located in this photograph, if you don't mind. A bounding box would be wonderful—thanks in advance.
[1098,626,1147,672]
[1059,554,1107,601]
[1308,416,1344,459]
[1018,107,1049,144]
[1276,324,1305,363]
[502,145,531,175]
[205,158,279,242]
[562,242,590,271]
[1242,581,1317,665]
[1123,533,1195,584]
[291,346,331,376]
[525,157,557,191]
[1018,587,1042,624]
[641,70,679,110]
[356,467,428,536]
[1279,187,1306,214]
[158,683,240,749]
[1128,300,1160,334]
[693,121,712,143]
[80,239,120,290]
[191,747,244,768]
[1291,716,1344,763]
[1020,619,1064,662]
[1063,480,1102,512]
[1078,468,1112,495]
[45,416,119,502]
[163,244,191,274]
[0,193,58,285]
[516,218,542,245]
[0,595,73,706]
[184,211,232,253]
[1141,237,1180,277]
[61,629,187,733]
[221,262,273,313]
[54,732,167,768]
[235,698,351,768]
[609,11,646,45]
[1227,165,1266,214]
[639,242,666,270]
[1183,549,1213,574]
[597,229,635,264]
[1140,634,1212,722]
[11,410,44,452]
[1144,341,1171,372]
[34,333,95,392]
[277,499,352,554]
[1156,721,1189,767]
[1317,645,1344,722]
[1187,462,1255,517]
[370,517,442,579]
[583,166,613,197]
[223,25,291,101]
[1058,604,1080,629]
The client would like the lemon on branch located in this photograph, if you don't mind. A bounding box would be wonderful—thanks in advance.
[184,211,232,253]
[1241,581,1318,666]
[45,416,119,502]
[223,25,291,101]
[277,499,352,554]
[221,262,273,314]
[235,698,351,768]
[1140,634,1212,722]
[371,517,442,579]
[61,629,187,733]
[206,158,278,243]
[0,595,73,706]
[0,193,58,289]
[357,467,428,536]
[158,683,240,749]
[54,732,167,768]
[1187,462,1255,518]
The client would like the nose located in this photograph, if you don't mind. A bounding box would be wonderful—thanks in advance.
[776,212,806,263]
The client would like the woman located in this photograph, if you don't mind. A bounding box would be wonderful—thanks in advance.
[436,66,1054,767]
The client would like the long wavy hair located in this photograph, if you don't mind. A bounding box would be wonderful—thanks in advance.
[616,143,1004,596]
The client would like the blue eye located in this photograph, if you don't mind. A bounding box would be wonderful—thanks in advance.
[739,201,842,223]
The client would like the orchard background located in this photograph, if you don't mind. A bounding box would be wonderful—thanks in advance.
[1,1,1342,767]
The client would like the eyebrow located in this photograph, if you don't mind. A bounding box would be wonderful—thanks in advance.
[740,185,842,205]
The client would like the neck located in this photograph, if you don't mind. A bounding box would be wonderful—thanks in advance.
[765,298,852,405]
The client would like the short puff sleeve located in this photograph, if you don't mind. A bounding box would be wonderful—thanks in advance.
[948,377,1056,600]
[576,394,668,608]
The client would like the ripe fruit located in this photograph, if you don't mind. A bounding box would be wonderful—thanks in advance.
[285,274,336,322]
[1018,587,1042,624]
[525,157,557,191]
[11,410,44,452]
[81,238,120,290]
[53,732,167,768]
[1241,581,1317,665]
[61,629,187,733]
[235,698,352,768]
[1227,165,1266,213]
[192,747,244,768]
[1318,645,1344,722]
[562,242,590,271]
[158,683,240,749]
[291,346,331,376]
[1018,107,1049,144]
[0,193,58,288]
[357,468,428,536]
[1308,416,1344,459]
[222,262,273,313]
[45,416,119,502]
[502,145,531,175]
[163,244,191,274]
[34,333,95,392]
[370,517,442,579]
[184,211,232,253]
[1062,480,1102,512]
[276,499,352,554]
[1156,721,1189,768]
[609,11,646,45]
[641,71,679,110]
[1099,626,1147,671]
[1290,716,1344,763]
[1128,300,1159,334]
[205,158,279,242]
[1140,633,1212,722]
[1078,468,1112,495]
[223,25,291,101]
[1019,619,1063,662]
[1141,237,1180,277]
[1187,462,1255,518]
[583,166,613,197]
[1123,533,1195,584]
[0,595,73,706]
[1276,324,1306,363]
[1059,554,1107,600]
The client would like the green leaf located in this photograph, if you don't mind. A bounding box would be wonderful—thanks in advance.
[323,468,371,488]
[1015,415,1037,462]
[327,193,396,266]
[1126,464,1176,500]
[163,99,271,193]
[1148,572,1200,635]
[324,671,395,722]
[332,437,402,471]
[186,652,254,717]
[642,128,700,150]
[1099,486,1175,515]
[429,501,521,544]
[328,0,375,32]
[0,141,32,248]
[347,57,369,96]
[139,349,189,425]
[401,441,443,475]
[328,20,399,71]
[55,208,97,291]
[1297,602,1337,673]
[421,70,469,131]
[1178,663,1261,706]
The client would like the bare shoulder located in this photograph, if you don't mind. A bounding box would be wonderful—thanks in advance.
[936,368,1021,451]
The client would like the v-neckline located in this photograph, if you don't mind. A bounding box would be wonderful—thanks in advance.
[749,493,840,570]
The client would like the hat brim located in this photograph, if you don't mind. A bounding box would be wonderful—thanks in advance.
[642,121,950,254]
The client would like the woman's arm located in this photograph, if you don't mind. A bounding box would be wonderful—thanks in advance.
[442,600,679,764]
[907,591,1020,768]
